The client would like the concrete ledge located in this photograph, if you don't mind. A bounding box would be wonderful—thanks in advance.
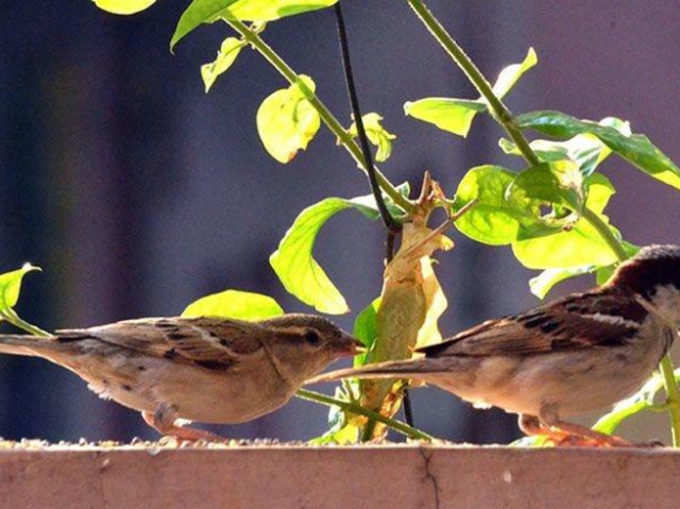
[1,444,678,508]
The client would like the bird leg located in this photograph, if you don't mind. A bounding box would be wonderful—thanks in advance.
[518,414,631,447]
[142,403,227,443]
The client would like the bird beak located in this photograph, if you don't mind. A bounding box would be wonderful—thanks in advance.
[341,334,366,356]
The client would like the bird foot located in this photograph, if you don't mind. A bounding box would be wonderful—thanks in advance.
[142,408,228,444]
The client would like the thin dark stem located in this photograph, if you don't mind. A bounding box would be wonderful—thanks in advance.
[334,3,401,234]
[223,17,415,214]
[403,389,415,427]
[386,230,396,262]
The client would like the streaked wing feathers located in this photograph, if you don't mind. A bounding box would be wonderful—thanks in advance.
[56,317,265,368]
[419,289,645,358]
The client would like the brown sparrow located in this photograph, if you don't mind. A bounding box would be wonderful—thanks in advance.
[0,314,360,441]
[309,245,680,446]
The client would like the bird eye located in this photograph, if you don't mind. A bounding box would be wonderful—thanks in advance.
[304,329,321,345]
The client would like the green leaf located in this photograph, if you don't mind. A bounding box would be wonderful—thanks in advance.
[506,161,584,213]
[201,37,245,93]
[270,185,410,314]
[171,0,337,50]
[511,174,620,269]
[181,289,284,320]
[308,384,360,445]
[491,47,538,98]
[347,113,396,162]
[256,75,321,163]
[93,0,156,14]
[170,0,239,52]
[227,0,337,22]
[349,182,410,222]
[352,297,381,368]
[270,199,350,314]
[0,263,40,313]
[592,371,669,435]
[452,165,562,245]
[517,110,680,190]
[404,98,486,137]
[404,48,536,138]
[500,133,611,177]
[529,266,594,299]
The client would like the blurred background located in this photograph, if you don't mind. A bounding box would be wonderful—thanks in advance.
[0,0,678,444]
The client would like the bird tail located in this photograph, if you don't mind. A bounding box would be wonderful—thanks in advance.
[306,358,443,385]
[0,334,54,357]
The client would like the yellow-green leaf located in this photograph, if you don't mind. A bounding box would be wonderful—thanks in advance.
[227,0,337,22]
[404,48,536,138]
[257,75,321,163]
[181,289,283,320]
[93,0,155,15]
[491,47,538,98]
[511,175,619,269]
[270,198,351,314]
[404,98,486,138]
[517,110,680,191]
[347,113,396,162]
[201,38,244,93]
[171,0,240,52]
[0,263,41,312]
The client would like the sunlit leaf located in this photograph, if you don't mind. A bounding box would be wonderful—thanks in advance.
[227,0,337,22]
[257,75,320,163]
[201,38,244,93]
[511,174,620,268]
[347,113,396,162]
[404,48,536,137]
[404,98,486,137]
[529,265,594,299]
[270,199,350,314]
[308,384,361,445]
[506,161,584,213]
[270,185,410,314]
[349,181,410,222]
[170,0,239,52]
[352,297,381,368]
[93,0,155,15]
[181,289,283,320]
[517,110,680,190]
[491,47,538,98]
[500,133,611,177]
[592,371,671,435]
[171,0,336,51]
[0,263,41,313]
[452,165,562,245]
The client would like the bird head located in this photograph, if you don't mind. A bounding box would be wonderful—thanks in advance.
[260,314,362,384]
[609,244,680,297]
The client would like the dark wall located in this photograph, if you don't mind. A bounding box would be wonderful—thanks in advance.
[0,1,678,443]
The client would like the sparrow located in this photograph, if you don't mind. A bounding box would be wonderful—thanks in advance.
[0,314,360,441]
[309,244,680,446]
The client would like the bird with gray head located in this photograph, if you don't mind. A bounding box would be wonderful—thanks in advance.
[309,244,680,446]
[0,313,361,441]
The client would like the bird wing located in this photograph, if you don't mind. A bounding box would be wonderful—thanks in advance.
[419,289,646,357]
[56,317,265,369]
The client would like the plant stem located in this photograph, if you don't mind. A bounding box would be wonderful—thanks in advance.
[296,388,434,441]
[580,207,628,262]
[1,309,50,337]
[406,0,539,166]
[224,17,414,215]
[659,355,680,446]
